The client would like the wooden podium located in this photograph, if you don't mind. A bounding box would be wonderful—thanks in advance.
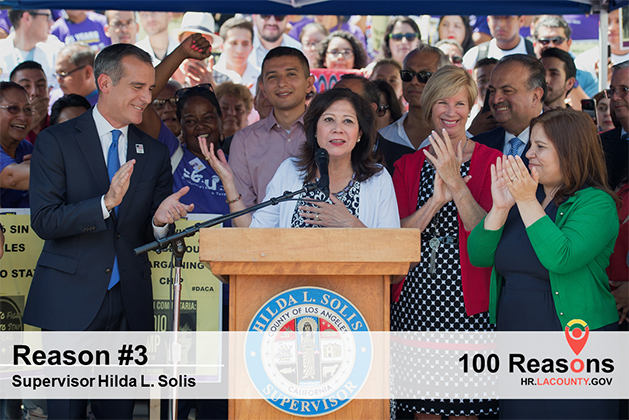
[199,228,421,420]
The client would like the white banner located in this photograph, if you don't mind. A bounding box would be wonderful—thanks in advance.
[0,331,627,400]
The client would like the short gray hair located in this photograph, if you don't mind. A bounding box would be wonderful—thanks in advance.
[612,60,629,73]
[59,43,95,68]
[403,44,450,69]
[533,16,572,40]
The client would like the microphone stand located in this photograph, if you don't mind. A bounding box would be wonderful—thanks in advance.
[134,182,319,420]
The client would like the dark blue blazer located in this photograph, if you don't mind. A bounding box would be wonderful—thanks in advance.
[473,126,529,167]
[24,110,173,331]
[599,126,628,190]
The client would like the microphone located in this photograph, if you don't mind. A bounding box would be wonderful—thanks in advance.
[314,148,330,200]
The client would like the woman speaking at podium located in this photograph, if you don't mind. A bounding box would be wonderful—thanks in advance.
[201,88,400,228]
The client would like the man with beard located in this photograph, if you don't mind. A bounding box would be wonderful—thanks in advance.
[540,48,576,111]
[248,14,302,68]
[136,11,177,65]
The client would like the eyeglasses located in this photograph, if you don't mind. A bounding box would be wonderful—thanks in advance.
[152,97,177,110]
[605,86,629,98]
[0,105,36,116]
[303,41,322,50]
[377,104,390,117]
[260,15,285,21]
[326,49,354,59]
[389,32,420,42]
[29,12,51,19]
[537,37,567,46]
[175,83,215,101]
[400,69,433,84]
[110,19,135,29]
[54,65,86,80]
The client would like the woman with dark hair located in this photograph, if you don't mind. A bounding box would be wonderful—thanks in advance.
[315,31,368,70]
[370,58,403,100]
[0,81,33,208]
[50,94,91,125]
[435,16,475,54]
[469,108,620,418]
[593,90,615,132]
[381,16,421,65]
[203,88,399,228]
[373,79,403,130]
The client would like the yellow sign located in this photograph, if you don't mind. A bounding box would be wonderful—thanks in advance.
[0,211,223,333]
[150,215,224,333]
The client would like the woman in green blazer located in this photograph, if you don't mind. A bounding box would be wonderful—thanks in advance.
[468,108,619,419]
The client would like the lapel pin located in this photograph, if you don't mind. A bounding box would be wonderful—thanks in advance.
[135,144,145,154]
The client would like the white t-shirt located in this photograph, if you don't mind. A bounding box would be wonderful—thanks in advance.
[574,46,629,87]
[462,37,529,71]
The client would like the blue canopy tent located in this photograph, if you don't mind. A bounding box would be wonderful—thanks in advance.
[1,0,627,16]
[2,0,628,86]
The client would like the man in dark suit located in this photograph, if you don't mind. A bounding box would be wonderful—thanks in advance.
[473,54,547,166]
[24,43,196,419]
[600,61,629,190]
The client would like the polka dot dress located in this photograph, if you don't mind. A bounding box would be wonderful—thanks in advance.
[390,160,497,417]
[290,180,360,228]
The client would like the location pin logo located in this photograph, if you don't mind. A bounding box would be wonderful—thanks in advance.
[564,319,589,356]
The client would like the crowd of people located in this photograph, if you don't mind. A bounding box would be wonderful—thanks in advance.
[0,8,628,420]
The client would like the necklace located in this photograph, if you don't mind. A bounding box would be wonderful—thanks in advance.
[332,173,356,198]
[462,136,469,152]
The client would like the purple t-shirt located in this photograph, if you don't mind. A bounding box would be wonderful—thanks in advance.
[288,19,368,58]
[51,11,111,51]
[0,10,11,34]
[287,17,314,41]
[157,122,230,217]
[0,140,34,208]
[470,15,490,35]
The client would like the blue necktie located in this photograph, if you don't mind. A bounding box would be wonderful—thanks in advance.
[508,137,523,157]
[107,129,121,289]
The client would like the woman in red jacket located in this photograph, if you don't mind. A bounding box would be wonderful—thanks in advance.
[391,66,501,419]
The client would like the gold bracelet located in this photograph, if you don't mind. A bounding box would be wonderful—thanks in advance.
[225,194,242,204]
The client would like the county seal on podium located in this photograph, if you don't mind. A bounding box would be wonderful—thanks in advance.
[245,286,372,416]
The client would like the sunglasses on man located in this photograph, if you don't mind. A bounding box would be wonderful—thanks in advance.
[260,15,285,21]
[399,70,433,84]
[537,37,567,46]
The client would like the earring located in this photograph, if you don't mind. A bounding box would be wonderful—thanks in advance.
[357,137,361,142]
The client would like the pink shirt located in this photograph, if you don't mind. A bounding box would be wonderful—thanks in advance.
[230,111,307,207]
